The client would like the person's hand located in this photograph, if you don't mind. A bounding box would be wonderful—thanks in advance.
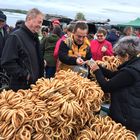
[76,57,84,65]
[86,58,95,67]
[101,46,107,52]
[89,62,99,72]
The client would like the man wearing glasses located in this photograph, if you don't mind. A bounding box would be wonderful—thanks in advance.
[58,21,92,71]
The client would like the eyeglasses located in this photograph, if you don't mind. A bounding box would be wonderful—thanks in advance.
[97,35,104,38]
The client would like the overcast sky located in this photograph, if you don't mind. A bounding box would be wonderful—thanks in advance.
[0,0,140,24]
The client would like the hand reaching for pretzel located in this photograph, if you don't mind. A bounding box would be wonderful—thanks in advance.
[89,61,99,72]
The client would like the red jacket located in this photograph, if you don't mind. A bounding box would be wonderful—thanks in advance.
[90,39,113,60]
[54,35,66,60]
[54,35,67,71]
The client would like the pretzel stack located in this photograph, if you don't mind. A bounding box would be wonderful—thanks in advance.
[96,56,122,71]
[0,70,136,140]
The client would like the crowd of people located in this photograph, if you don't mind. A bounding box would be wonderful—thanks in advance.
[0,8,140,137]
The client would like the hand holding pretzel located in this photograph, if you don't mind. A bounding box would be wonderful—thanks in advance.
[76,57,85,65]
[89,62,99,73]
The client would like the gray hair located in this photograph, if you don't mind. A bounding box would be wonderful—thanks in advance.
[26,8,44,21]
[67,24,74,32]
[123,26,133,35]
[114,36,140,58]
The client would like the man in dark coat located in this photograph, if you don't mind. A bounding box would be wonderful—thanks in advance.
[1,8,44,91]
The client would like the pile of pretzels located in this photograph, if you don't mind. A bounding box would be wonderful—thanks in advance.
[0,70,136,140]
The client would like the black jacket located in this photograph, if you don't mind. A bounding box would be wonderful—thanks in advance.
[95,57,140,133]
[0,27,8,57]
[1,24,44,91]
[0,27,8,71]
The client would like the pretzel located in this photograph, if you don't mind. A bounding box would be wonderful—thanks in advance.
[0,70,136,140]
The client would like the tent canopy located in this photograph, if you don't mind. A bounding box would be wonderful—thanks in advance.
[117,18,140,28]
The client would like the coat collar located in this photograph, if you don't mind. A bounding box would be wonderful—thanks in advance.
[21,24,39,42]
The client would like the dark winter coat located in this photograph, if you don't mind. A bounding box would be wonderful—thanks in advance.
[0,27,8,58]
[111,57,140,133]
[1,24,44,91]
[106,31,119,46]
[95,57,140,133]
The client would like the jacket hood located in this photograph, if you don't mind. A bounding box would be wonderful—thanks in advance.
[47,34,59,43]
